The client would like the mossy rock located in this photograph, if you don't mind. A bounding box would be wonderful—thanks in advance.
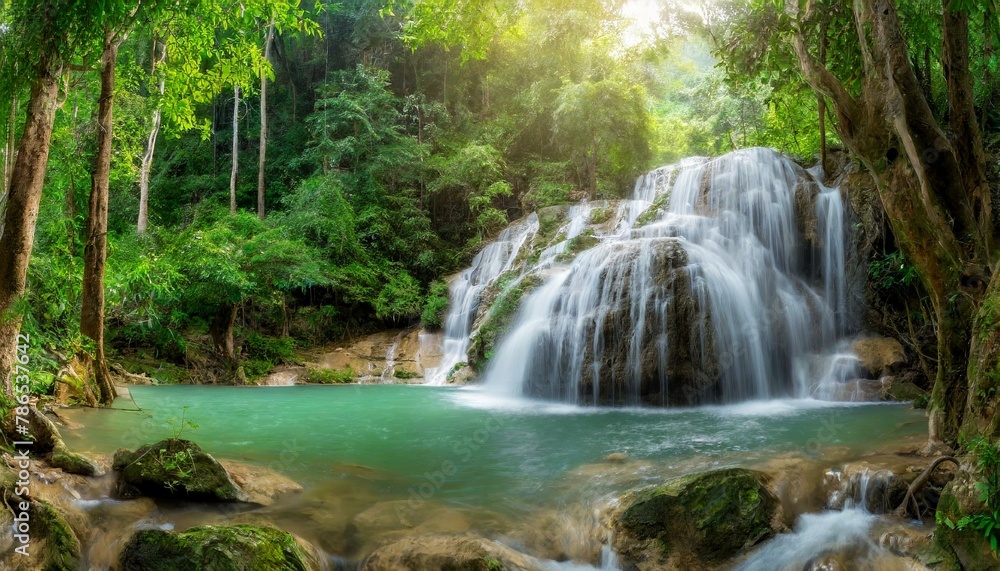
[51,442,104,477]
[611,468,778,568]
[933,470,998,570]
[362,534,542,571]
[28,406,104,476]
[467,273,542,370]
[118,524,313,571]
[112,438,249,502]
[0,466,82,571]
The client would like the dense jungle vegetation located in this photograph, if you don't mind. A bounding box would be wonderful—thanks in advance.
[0,0,833,393]
[1,0,1000,451]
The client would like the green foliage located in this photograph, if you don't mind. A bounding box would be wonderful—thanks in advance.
[520,161,573,210]
[940,437,1000,553]
[165,406,199,440]
[375,271,424,322]
[244,332,295,364]
[273,175,359,263]
[242,332,295,380]
[306,367,355,384]
[429,143,513,236]
[553,75,653,196]
[305,65,426,176]
[421,280,450,329]
[869,251,919,291]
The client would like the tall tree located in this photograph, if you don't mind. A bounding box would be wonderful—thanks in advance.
[230,85,240,215]
[0,0,98,399]
[730,0,996,448]
[82,22,133,405]
[258,23,274,220]
[138,38,166,235]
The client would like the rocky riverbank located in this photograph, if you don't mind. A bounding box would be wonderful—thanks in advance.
[2,404,989,570]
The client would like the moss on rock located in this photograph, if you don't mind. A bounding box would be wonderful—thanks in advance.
[611,468,778,568]
[28,406,104,476]
[119,524,312,571]
[0,465,82,571]
[112,438,249,501]
[51,442,104,477]
[33,498,82,571]
[468,273,541,370]
[933,469,997,570]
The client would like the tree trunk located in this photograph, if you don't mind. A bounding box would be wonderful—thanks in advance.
[587,144,598,200]
[792,0,992,449]
[138,39,166,235]
[257,24,274,221]
[818,13,828,175]
[81,32,119,406]
[942,0,993,252]
[230,85,239,215]
[0,68,60,398]
[210,304,238,362]
[2,98,15,194]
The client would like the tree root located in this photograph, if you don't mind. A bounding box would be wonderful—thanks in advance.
[893,456,959,518]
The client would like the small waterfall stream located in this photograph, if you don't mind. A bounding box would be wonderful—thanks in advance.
[736,468,914,571]
[426,213,540,385]
[475,148,852,404]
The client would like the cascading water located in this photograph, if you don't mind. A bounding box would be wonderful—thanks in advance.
[736,468,915,570]
[425,213,540,385]
[480,147,852,405]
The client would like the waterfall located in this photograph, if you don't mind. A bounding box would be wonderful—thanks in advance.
[379,330,404,382]
[479,148,852,405]
[426,213,540,385]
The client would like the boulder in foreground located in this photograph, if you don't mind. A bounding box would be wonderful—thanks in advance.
[112,438,249,501]
[119,524,313,571]
[611,467,779,570]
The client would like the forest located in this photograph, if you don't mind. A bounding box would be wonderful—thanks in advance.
[1,0,1000,569]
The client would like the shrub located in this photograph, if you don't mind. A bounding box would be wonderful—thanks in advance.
[306,367,355,384]
[421,280,450,329]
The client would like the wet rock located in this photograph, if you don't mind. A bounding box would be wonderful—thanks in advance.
[29,406,105,477]
[446,364,477,385]
[852,336,907,378]
[0,465,82,571]
[802,553,850,571]
[112,438,249,502]
[933,467,996,570]
[362,534,543,571]
[118,524,315,571]
[219,460,303,505]
[344,500,513,558]
[611,467,779,569]
[871,518,931,559]
[261,366,305,386]
[884,380,926,402]
[754,456,828,526]
[505,506,604,564]
[827,454,955,516]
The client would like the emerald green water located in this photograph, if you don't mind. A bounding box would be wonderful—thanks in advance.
[62,385,926,516]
